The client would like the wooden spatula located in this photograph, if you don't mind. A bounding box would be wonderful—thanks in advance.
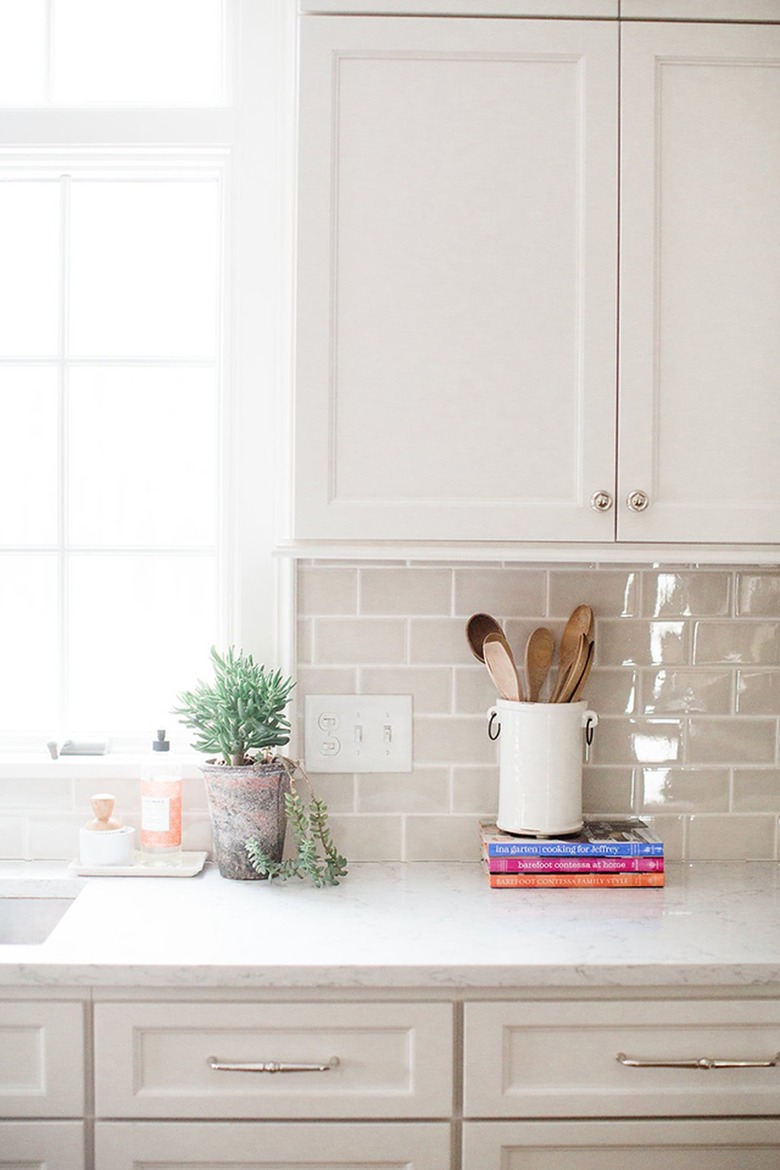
[524,626,555,702]
[483,631,523,702]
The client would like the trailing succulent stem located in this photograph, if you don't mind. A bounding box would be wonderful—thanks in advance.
[172,646,295,766]
[245,758,348,887]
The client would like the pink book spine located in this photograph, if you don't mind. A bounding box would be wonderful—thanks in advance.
[487,855,664,873]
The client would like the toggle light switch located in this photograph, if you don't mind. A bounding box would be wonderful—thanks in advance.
[304,695,412,773]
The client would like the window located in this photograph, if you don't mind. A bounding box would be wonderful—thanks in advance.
[0,2,293,751]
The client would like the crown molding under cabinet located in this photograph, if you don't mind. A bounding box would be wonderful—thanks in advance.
[275,541,780,566]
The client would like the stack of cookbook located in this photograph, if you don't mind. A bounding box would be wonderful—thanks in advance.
[480,818,664,888]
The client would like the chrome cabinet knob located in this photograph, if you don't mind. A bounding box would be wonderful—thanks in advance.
[626,490,650,513]
[590,490,614,513]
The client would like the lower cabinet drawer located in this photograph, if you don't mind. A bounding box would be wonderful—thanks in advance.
[95,1121,451,1170]
[94,1001,453,1118]
[0,1120,84,1169]
[464,1000,780,1117]
[463,1120,780,1168]
[0,1001,85,1117]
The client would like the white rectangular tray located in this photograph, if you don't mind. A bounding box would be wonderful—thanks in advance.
[68,851,207,877]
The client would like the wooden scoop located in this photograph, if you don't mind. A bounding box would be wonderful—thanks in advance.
[465,612,504,663]
[524,626,555,702]
[569,639,595,702]
[483,631,523,702]
[555,632,590,703]
[551,604,594,701]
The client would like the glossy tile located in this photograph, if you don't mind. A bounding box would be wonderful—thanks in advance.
[591,719,682,766]
[580,668,638,715]
[736,669,780,715]
[642,669,732,715]
[548,569,640,617]
[732,769,780,813]
[687,718,777,765]
[642,814,684,861]
[686,814,776,861]
[637,767,729,813]
[598,621,688,666]
[693,620,780,665]
[581,766,634,814]
[453,568,545,618]
[641,571,731,617]
[737,573,780,616]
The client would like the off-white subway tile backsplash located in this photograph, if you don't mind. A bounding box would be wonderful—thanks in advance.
[297,560,780,864]
[3,561,779,866]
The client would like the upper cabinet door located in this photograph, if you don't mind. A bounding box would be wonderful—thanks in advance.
[295,18,618,541]
[619,23,780,543]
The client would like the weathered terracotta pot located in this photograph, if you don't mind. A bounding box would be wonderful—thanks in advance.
[200,759,289,880]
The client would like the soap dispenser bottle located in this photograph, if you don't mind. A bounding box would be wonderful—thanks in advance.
[140,730,182,866]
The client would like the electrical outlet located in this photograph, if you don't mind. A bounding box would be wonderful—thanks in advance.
[304,695,413,773]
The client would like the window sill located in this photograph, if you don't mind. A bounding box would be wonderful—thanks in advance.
[0,753,206,781]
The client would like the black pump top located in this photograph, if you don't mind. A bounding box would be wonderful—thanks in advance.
[152,729,170,752]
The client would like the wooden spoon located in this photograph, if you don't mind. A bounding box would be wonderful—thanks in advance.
[465,613,504,663]
[569,640,595,702]
[550,604,594,701]
[524,627,555,703]
[483,631,523,702]
[555,632,589,703]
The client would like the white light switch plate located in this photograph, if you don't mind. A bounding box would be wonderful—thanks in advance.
[304,695,413,773]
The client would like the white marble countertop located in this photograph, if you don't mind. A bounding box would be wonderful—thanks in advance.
[0,860,778,991]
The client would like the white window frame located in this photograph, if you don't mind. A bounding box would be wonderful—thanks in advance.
[0,0,297,759]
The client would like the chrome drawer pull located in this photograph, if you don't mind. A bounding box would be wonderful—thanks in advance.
[208,1056,339,1074]
[616,1052,780,1070]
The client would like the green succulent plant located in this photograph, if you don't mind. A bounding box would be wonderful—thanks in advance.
[172,646,295,767]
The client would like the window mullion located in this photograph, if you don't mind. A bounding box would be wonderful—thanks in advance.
[57,171,70,735]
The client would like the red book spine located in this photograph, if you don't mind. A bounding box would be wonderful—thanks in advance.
[487,872,665,889]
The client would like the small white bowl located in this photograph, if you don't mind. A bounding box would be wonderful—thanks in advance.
[79,825,135,867]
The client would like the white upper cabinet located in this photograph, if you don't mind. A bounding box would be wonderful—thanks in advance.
[294,15,780,548]
[295,17,619,542]
[619,22,780,543]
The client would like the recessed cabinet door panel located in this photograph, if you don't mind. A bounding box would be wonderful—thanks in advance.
[0,1121,84,1169]
[0,1002,84,1118]
[619,23,780,543]
[95,1122,451,1170]
[296,17,618,541]
[463,1120,780,1169]
[94,1001,452,1119]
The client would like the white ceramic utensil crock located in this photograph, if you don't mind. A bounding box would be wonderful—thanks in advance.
[487,699,598,837]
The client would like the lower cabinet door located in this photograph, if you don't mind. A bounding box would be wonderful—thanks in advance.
[0,1121,84,1169]
[95,1121,451,1170]
[463,1120,780,1169]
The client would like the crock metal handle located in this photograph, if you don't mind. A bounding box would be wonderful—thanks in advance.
[487,707,500,741]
